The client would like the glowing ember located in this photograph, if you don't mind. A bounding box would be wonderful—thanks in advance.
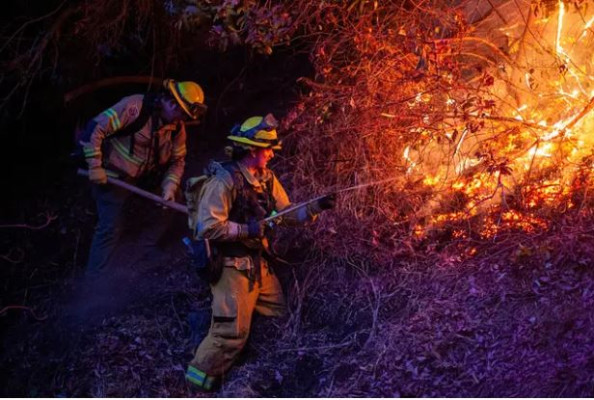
[405,1,594,240]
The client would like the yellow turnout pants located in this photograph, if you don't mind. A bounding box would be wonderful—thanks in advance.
[189,263,286,378]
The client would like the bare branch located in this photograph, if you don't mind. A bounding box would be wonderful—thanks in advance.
[0,305,47,321]
[1,248,25,264]
[0,212,57,230]
[0,0,68,54]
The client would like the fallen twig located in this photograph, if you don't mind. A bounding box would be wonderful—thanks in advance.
[0,305,48,321]
[0,212,57,230]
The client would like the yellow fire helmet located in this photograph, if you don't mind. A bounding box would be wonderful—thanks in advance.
[227,114,282,150]
[164,79,207,119]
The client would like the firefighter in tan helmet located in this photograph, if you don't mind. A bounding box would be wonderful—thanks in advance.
[80,79,206,274]
[185,114,335,391]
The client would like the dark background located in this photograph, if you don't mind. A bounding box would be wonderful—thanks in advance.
[1,3,314,395]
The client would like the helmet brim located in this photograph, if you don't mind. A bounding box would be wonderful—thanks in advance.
[167,80,200,119]
[227,135,282,150]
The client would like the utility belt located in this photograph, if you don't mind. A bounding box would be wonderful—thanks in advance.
[185,238,272,288]
[215,241,272,290]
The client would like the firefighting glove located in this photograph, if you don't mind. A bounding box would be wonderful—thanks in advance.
[246,218,266,238]
[88,166,108,185]
[316,193,336,210]
[162,182,177,202]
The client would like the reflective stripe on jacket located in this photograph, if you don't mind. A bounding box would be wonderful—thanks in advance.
[196,160,319,270]
[80,94,186,189]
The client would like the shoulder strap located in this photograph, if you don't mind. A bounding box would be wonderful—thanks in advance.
[111,94,155,156]
[112,94,154,138]
[186,160,239,237]
[185,174,209,236]
[221,161,245,191]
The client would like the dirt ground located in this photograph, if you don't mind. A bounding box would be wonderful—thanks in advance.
[2,153,594,397]
[0,182,319,397]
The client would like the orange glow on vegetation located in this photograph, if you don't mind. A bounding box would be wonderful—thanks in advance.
[405,1,594,241]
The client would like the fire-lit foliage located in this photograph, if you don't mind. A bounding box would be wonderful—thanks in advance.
[135,0,594,260]
[4,0,593,260]
[258,0,594,262]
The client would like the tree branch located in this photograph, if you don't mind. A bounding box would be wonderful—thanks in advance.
[0,212,57,230]
[0,305,47,321]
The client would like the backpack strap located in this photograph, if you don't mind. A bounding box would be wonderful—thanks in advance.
[111,94,155,157]
[185,162,243,240]
[150,112,160,165]
[221,161,245,194]
[185,175,209,236]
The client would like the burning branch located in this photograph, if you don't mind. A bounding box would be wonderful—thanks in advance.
[564,96,594,131]
[283,0,594,255]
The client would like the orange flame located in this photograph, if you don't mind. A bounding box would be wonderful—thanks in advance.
[405,1,594,241]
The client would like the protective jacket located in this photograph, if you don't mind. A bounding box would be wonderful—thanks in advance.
[196,160,321,271]
[80,94,187,190]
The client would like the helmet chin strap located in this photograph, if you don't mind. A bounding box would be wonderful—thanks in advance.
[242,152,258,167]
[240,151,268,174]
[159,97,183,123]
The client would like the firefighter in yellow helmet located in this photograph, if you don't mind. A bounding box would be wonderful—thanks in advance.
[80,79,206,274]
[185,114,335,391]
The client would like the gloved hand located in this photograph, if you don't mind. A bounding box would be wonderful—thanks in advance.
[246,218,266,238]
[316,193,336,210]
[162,182,177,201]
[88,166,108,184]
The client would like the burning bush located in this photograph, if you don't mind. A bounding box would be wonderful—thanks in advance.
[262,0,594,261]
[3,0,593,260]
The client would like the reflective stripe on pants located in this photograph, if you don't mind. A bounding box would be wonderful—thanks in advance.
[188,263,286,377]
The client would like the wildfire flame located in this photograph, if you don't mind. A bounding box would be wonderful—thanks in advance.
[404,1,594,239]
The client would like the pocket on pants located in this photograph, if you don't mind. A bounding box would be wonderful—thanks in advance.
[211,290,239,339]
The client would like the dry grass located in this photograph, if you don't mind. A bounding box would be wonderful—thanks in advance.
[1,165,594,398]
